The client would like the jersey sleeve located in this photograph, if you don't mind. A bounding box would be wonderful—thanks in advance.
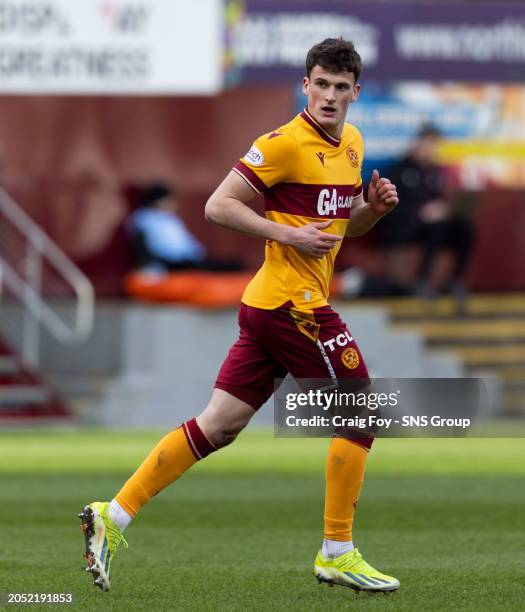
[354,128,365,198]
[233,131,298,193]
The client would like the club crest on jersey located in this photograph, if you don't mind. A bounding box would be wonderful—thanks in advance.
[346,147,359,168]
[244,144,264,166]
[341,347,360,370]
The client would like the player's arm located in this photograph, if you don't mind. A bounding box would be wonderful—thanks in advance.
[346,170,399,237]
[205,171,342,259]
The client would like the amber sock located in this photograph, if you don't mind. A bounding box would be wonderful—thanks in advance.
[114,418,215,518]
[323,437,370,543]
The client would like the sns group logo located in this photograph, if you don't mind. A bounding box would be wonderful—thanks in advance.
[244,144,264,166]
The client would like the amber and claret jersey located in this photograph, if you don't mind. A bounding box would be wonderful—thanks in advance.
[233,108,364,312]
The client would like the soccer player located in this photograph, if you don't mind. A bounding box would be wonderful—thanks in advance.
[78,38,400,593]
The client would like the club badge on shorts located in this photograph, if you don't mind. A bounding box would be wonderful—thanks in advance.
[341,347,360,369]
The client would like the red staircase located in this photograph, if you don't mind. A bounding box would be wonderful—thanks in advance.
[0,187,94,424]
[0,337,72,423]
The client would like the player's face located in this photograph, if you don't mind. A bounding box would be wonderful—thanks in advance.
[302,65,360,137]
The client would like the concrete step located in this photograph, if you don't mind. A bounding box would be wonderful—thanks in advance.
[42,372,115,398]
[374,294,525,319]
[466,365,525,379]
[0,355,18,375]
[379,295,525,415]
[452,345,525,367]
[0,415,75,425]
[501,391,525,415]
[423,351,463,377]
[0,385,52,405]
[501,379,525,392]
[394,320,525,342]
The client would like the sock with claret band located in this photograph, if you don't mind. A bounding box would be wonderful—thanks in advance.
[113,418,216,520]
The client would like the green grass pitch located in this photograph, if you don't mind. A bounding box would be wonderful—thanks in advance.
[1,429,524,611]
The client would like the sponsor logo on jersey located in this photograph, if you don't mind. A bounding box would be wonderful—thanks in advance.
[346,147,359,168]
[316,152,325,166]
[341,347,360,369]
[322,330,354,352]
[244,144,264,166]
[317,188,354,216]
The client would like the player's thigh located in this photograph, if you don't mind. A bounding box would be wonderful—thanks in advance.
[213,305,287,412]
[265,305,369,384]
[265,306,374,448]
[205,331,285,445]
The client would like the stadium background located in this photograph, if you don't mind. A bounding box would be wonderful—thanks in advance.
[0,1,524,609]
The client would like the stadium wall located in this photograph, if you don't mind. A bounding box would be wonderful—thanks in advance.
[0,93,523,293]
[0,302,462,427]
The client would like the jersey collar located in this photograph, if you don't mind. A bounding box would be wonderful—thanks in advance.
[300,107,342,147]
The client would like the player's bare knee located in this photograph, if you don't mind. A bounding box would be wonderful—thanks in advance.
[212,427,240,448]
[200,420,245,449]
[197,389,255,449]
[197,411,249,449]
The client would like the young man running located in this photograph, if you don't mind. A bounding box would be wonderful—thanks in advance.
[79,38,400,594]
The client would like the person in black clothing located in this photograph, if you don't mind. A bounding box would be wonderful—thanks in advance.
[380,125,474,299]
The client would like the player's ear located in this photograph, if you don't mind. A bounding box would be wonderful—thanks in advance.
[302,76,309,96]
[351,83,361,102]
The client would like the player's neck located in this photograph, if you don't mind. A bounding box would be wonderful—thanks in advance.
[324,123,344,139]
[306,107,344,140]
[319,122,343,139]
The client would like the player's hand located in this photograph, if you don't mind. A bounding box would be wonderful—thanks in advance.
[288,220,342,259]
[367,169,399,216]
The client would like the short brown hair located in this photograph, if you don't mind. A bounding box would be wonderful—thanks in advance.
[306,38,362,81]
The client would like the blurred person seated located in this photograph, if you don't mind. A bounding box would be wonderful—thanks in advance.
[124,182,250,307]
[380,125,474,300]
[127,182,243,274]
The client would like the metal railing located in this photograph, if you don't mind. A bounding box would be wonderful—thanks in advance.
[0,188,94,367]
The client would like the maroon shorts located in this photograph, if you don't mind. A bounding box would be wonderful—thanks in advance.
[215,302,369,410]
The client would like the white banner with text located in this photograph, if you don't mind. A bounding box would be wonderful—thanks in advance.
[0,0,222,94]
